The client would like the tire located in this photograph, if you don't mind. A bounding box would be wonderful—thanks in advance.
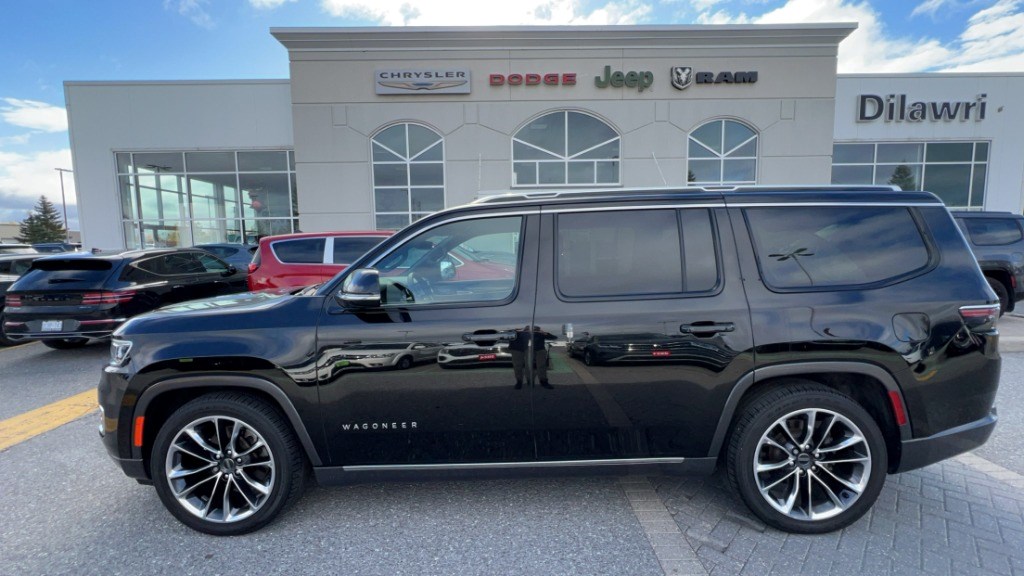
[584,351,595,366]
[41,337,89,349]
[987,278,1009,316]
[150,392,307,535]
[396,355,413,370]
[726,381,887,534]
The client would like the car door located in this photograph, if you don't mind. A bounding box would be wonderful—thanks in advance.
[193,252,246,295]
[529,200,755,462]
[133,254,197,305]
[316,210,539,466]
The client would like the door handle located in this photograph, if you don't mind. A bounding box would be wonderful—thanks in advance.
[462,331,515,343]
[172,285,186,290]
[680,322,735,335]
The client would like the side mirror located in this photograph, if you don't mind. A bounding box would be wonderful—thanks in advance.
[440,259,455,280]
[338,268,381,307]
[223,265,237,277]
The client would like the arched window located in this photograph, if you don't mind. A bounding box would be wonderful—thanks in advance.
[512,111,620,187]
[371,123,445,230]
[687,119,758,185]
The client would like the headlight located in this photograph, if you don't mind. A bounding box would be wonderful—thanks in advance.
[110,339,133,367]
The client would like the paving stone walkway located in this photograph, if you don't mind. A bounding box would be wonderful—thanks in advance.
[647,453,1024,575]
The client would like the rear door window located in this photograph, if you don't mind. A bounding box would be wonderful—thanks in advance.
[271,238,326,264]
[332,236,386,264]
[964,218,1023,246]
[745,206,931,290]
[555,209,719,298]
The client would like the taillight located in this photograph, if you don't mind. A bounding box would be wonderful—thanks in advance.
[959,304,999,331]
[5,294,21,307]
[81,291,136,305]
[247,263,258,274]
[248,250,261,275]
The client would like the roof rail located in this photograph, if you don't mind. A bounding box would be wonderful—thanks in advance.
[472,185,903,204]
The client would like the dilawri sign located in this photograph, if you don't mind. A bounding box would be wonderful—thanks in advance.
[375,69,471,94]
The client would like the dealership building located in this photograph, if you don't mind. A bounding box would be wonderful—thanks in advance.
[63,25,1024,250]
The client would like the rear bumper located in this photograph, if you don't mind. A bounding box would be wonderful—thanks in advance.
[895,409,997,473]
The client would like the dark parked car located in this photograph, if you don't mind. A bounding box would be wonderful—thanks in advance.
[195,243,258,272]
[952,211,1024,315]
[99,186,999,536]
[0,253,45,345]
[4,248,246,349]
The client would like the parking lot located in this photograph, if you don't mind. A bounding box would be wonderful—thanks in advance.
[2,322,1024,576]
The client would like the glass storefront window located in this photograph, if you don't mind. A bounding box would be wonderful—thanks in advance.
[117,150,296,249]
[687,119,758,185]
[371,123,445,230]
[831,141,989,208]
[512,111,620,187]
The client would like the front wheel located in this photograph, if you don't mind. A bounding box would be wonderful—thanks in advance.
[151,392,306,535]
[727,382,887,533]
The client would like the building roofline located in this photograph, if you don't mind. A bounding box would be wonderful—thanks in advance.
[63,79,289,87]
[271,23,857,51]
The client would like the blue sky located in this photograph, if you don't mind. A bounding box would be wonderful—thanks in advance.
[2,0,1022,230]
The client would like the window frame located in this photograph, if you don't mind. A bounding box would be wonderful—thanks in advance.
[687,118,759,186]
[831,141,990,209]
[370,122,447,231]
[552,207,723,302]
[511,110,622,189]
[743,205,939,293]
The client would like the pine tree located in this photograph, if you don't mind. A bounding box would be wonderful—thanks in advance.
[17,196,67,243]
[888,164,918,191]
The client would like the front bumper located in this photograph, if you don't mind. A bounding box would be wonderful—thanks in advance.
[895,409,997,473]
[98,365,149,480]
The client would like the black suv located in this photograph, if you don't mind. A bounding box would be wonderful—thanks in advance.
[99,187,1000,535]
[5,249,246,349]
[952,211,1024,315]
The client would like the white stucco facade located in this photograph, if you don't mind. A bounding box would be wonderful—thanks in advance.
[63,25,1024,251]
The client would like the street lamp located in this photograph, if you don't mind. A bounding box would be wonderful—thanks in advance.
[54,168,72,242]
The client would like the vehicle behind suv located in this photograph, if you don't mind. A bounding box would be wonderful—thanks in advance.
[952,211,1024,315]
[5,248,246,349]
[247,231,391,291]
[195,243,258,273]
[0,253,45,345]
[99,186,999,536]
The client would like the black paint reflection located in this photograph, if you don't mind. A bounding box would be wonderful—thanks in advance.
[568,332,737,371]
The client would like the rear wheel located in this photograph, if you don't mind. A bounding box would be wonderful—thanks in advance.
[727,382,887,533]
[987,278,1009,316]
[42,338,89,349]
[151,392,306,535]
[396,355,413,370]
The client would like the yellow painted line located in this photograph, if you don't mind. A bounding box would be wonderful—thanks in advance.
[0,390,98,451]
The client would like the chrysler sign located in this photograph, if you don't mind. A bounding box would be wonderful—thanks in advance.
[376,69,471,94]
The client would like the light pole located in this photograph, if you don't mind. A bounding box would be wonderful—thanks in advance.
[54,168,72,242]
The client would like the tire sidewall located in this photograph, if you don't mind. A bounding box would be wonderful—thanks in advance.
[150,396,298,536]
[730,389,888,534]
[987,278,1009,316]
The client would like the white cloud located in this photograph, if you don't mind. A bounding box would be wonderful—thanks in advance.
[911,0,954,18]
[249,0,296,9]
[942,0,1024,71]
[164,0,214,29]
[0,149,77,229]
[1,98,67,133]
[319,0,650,25]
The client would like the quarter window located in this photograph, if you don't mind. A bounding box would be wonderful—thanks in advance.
[512,111,620,187]
[964,218,1023,246]
[831,141,989,208]
[371,123,445,231]
[271,238,326,264]
[745,206,931,290]
[687,120,758,185]
[556,209,718,298]
[332,236,388,265]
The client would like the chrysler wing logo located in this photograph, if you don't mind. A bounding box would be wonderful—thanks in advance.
[378,79,468,91]
[671,67,693,90]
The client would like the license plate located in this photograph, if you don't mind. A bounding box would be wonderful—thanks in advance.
[41,320,63,332]
[652,350,671,357]
[478,353,497,361]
